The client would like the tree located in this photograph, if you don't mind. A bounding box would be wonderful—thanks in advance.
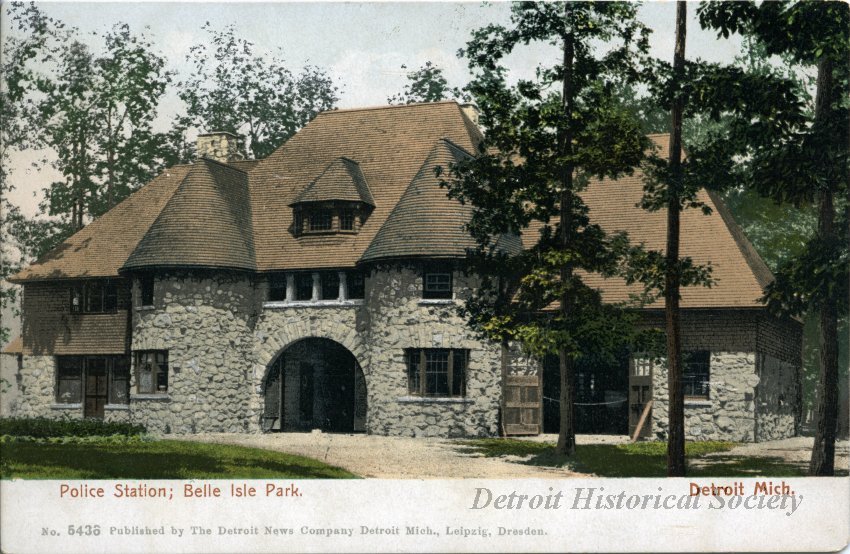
[387,61,468,105]
[443,2,653,456]
[663,0,688,477]
[1,2,60,346]
[698,1,849,476]
[179,23,340,159]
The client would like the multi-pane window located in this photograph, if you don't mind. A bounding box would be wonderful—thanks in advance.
[347,271,365,299]
[71,281,120,313]
[295,274,314,301]
[56,356,83,403]
[110,357,130,404]
[321,272,340,300]
[136,351,169,394]
[683,350,710,399]
[406,348,468,397]
[55,356,129,404]
[140,275,155,306]
[423,272,452,299]
[339,210,356,231]
[309,210,333,232]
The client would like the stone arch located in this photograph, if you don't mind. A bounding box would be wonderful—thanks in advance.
[259,335,367,433]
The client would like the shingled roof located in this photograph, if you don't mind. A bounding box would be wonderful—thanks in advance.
[290,157,375,206]
[10,103,772,310]
[9,164,191,281]
[525,134,772,309]
[123,158,255,271]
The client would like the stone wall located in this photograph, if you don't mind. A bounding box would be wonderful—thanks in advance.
[360,265,501,437]
[13,355,74,419]
[128,271,257,434]
[651,352,758,442]
[755,354,797,441]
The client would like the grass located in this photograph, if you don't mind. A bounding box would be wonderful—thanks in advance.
[458,438,824,477]
[0,439,357,479]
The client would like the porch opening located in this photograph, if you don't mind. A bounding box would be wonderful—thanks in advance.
[542,348,630,435]
[262,338,366,433]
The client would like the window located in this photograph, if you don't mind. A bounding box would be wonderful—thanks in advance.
[55,356,129,404]
[268,274,287,301]
[295,274,314,301]
[56,356,83,403]
[309,210,333,232]
[423,271,452,299]
[683,350,710,399]
[136,351,169,394]
[70,281,121,313]
[140,275,154,306]
[406,349,468,397]
[110,357,130,404]
[321,272,340,300]
[347,271,365,299]
[340,210,356,231]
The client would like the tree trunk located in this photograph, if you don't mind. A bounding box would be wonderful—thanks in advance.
[809,56,838,477]
[666,0,687,477]
[556,27,576,457]
[106,108,115,210]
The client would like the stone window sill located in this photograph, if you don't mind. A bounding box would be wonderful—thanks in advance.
[50,403,81,410]
[684,399,713,408]
[105,404,130,410]
[131,394,171,401]
[136,305,156,312]
[397,396,473,404]
[263,299,364,309]
[417,299,456,306]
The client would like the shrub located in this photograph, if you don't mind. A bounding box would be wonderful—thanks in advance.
[0,417,146,438]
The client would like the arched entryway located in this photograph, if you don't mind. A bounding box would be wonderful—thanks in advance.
[262,338,367,433]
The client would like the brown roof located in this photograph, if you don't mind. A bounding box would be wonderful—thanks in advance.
[524,135,771,309]
[291,157,375,206]
[11,104,770,310]
[9,165,191,282]
[123,159,255,271]
[247,101,481,270]
[363,139,479,261]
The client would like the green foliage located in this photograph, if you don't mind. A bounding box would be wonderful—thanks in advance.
[179,23,339,159]
[0,416,146,438]
[387,61,468,105]
[0,439,357,479]
[443,2,653,360]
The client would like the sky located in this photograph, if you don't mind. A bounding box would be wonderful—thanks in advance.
[3,1,744,218]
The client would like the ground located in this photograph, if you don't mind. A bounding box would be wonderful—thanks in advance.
[177,433,850,478]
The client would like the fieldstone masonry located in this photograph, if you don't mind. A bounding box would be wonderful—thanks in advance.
[12,267,800,441]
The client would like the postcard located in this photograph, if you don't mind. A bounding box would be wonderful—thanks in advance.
[1,1,848,552]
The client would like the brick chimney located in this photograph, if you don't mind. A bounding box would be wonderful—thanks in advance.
[196,132,244,163]
[459,103,480,127]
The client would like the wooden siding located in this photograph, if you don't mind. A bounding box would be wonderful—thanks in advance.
[21,281,130,355]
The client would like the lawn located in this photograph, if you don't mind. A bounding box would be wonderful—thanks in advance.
[0,439,358,479]
[459,438,817,477]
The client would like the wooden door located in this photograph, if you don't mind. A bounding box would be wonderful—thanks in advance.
[628,358,653,438]
[84,358,107,419]
[504,374,542,435]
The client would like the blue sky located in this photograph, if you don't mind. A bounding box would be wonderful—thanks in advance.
[4,1,743,216]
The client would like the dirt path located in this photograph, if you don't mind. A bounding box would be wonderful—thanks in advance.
[697,436,850,472]
[178,432,581,478]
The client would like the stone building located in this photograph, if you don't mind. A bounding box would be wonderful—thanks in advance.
[3,101,802,441]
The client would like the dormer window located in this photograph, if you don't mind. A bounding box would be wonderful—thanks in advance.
[340,210,355,231]
[290,157,375,237]
[309,209,333,232]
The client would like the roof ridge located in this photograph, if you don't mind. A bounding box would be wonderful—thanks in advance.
[198,156,250,175]
[316,100,459,117]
